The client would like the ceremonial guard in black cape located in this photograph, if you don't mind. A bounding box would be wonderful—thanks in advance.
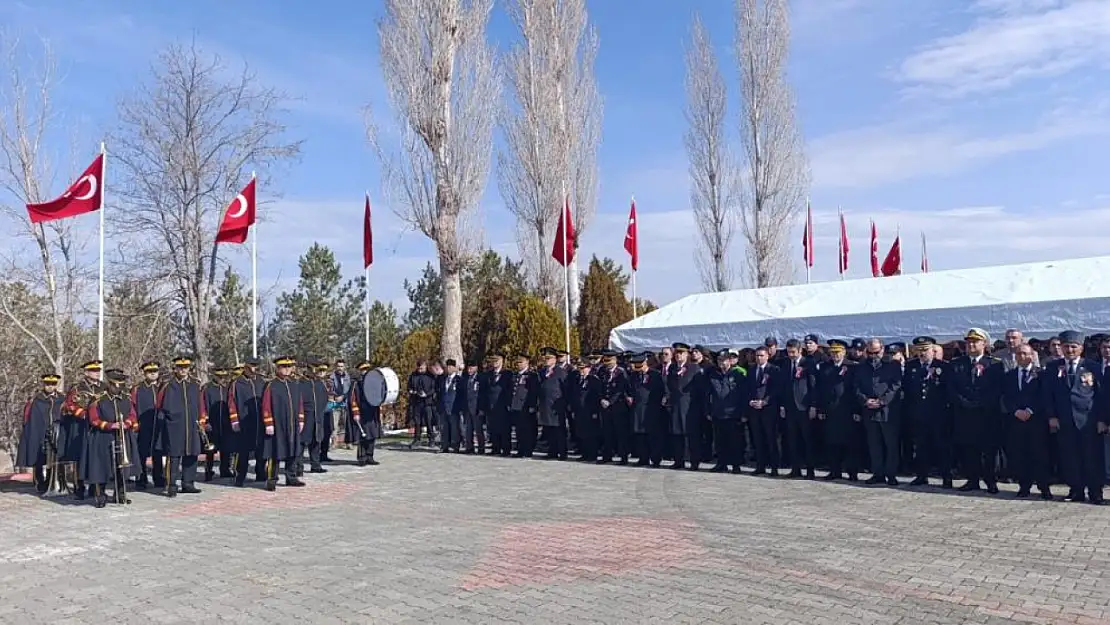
[407,361,437,448]
[854,339,904,486]
[155,357,210,497]
[228,358,266,486]
[16,374,66,494]
[259,356,306,490]
[816,340,860,481]
[1042,331,1106,504]
[298,360,331,474]
[455,361,484,454]
[595,350,631,464]
[535,348,568,460]
[903,337,954,488]
[508,354,539,458]
[82,369,140,508]
[62,360,105,499]
[666,343,701,470]
[202,366,234,481]
[437,359,462,453]
[130,361,164,490]
[745,347,782,475]
[568,359,600,462]
[348,361,380,465]
[946,328,1003,493]
[629,352,667,467]
[345,361,372,451]
[999,343,1051,499]
[479,353,513,456]
[780,339,818,478]
[704,350,746,473]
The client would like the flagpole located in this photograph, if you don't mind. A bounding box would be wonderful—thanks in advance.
[97,142,106,361]
[250,171,258,359]
[561,190,571,354]
[837,206,844,280]
[630,194,637,318]
[805,196,812,284]
[365,192,372,363]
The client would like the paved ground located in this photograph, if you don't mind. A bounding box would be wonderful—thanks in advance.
[0,448,1108,625]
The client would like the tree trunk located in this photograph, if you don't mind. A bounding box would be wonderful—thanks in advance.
[440,254,463,366]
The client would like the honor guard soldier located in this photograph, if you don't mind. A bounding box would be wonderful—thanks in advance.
[348,361,380,465]
[629,352,667,467]
[259,356,306,490]
[203,367,234,481]
[83,369,140,508]
[299,359,331,474]
[536,347,568,460]
[854,339,903,486]
[705,350,746,473]
[155,357,210,497]
[999,343,1051,499]
[228,357,266,486]
[903,337,954,488]
[131,361,164,490]
[479,353,514,456]
[1043,331,1106,504]
[946,328,1003,493]
[508,353,539,458]
[816,340,860,481]
[62,360,105,500]
[455,360,484,454]
[16,373,66,494]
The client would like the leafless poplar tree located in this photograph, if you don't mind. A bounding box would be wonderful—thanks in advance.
[684,14,740,292]
[0,35,91,384]
[369,0,500,364]
[499,0,600,313]
[111,41,301,373]
[735,0,810,287]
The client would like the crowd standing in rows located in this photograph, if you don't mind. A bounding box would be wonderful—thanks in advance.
[409,329,1108,505]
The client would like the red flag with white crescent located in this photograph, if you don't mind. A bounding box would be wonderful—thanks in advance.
[26,153,104,224]
[881,234,902,277]
[624,199,638,271]
[838,211,849,275]
[869,220,879,278]
[552,196,576,267]
[216,178,257,244]
[363,194,373,268]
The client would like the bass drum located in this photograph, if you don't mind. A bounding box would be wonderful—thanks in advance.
[364,367,400,407]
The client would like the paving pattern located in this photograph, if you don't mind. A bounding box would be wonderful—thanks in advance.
[0,449,1108,625]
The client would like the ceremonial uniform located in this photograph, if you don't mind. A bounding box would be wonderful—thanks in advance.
[228,363,266,486]
[816,342,860,480]
[630,358,667,467]
[259,357,306,490]
[349,362,381,466]
[202,371,233,480]
[946,329,1003,492]
[903,338,953,487]
[568,363,600,462]
[597,358,631,464]
[536,351,568,460]
[509,360,539,458]
[479,362,513,456]
[61,361,105,498]
[82,370,140,508]
[299,363,331,474]
[130,362,164,489]
[15,376,65,494]
[155,359,209,496]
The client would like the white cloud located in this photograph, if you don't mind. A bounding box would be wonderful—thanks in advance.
[898,0,1110,97]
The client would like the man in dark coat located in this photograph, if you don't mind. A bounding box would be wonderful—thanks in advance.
[947,328,1003,493]
[705,350,746,473]
[536,347,568,460]
[597,350,631,464]
[568,359,600,462]
[259,356,306,490]
[437,359,462,453]
[407,360,436,448]
[130,361,164,490]
[903,337,954,488]
[854,338,903,486]
[155,357,210,497]
[479,353,514,456]
[348,361,381,466]
[1042,331,1106,504]
[298,360,331,475]
[202,366,233,481]
[61,360,104,500]
[630,352,666,467]
[1000,343,1051,499]
[815,340,860,481]
[746,346,782,475]
[228,357,266,486]
[509,354,540,458]
[666,343,701,470]
[780,339,818,478]
[83,369,140,508]
[455,361,483,454]
[16,373,66,495]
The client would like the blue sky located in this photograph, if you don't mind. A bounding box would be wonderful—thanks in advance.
[4,0,1110,312]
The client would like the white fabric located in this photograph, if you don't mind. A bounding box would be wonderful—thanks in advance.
[609,256,1110,351]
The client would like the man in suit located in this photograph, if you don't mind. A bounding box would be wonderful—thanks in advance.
[536,347,568,460]
[994,328,1039,372]
[854,338,903,486]
[947,328,1004,493]
[437,359,461,453]
[746,346,782,475]
[455,361,483,454]
[1093,335,1110,483]
[1000,343,1051,499]
[1042,330,1107,504]
[780,339,817,478]
[479,353,514,456]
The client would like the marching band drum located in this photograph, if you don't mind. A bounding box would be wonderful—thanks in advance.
[363,367,400,406]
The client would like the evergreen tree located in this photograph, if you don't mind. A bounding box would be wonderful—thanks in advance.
[270,244,364,361]
[576,255,634,353]
[207,267,253,367]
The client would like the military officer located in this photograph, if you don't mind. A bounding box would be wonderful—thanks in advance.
[815,340,860,481]
[903,337,954,488]
[509,353,539,458]
[479,353,514,456]
[536,347,568,460]
[946,328,1003,493]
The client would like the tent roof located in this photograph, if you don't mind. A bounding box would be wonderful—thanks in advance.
[609,256,1110,351]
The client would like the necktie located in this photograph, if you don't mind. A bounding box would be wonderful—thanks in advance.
[1020,368,1027,390]
[1069,361,1076,376]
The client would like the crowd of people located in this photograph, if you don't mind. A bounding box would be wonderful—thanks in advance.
[15,356,381,508]
[407,328,1108,505]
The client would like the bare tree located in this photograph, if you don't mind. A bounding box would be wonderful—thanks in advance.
[735,0,810,287]
[0,35,92,385]
[499,0,601,313]
[684,14,740,292]
[111,41,301,375]
[369,0,500,364]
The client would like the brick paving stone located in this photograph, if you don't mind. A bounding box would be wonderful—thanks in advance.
[0,450,1108,624]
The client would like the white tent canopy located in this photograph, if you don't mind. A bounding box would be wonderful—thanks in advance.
[608,256,1110,352]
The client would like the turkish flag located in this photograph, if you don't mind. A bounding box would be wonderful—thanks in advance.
[801,200,814,268]
[869,220,879,278]
[881,235,902,277]
[920,232,929,273]
[552,196,576,267]
[215,178,256,244]
[26,153,104,224]
[838,212,849,275]
[624,199,638,271]
[363,194,373,268]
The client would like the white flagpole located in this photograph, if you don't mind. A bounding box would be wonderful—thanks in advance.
[630,194,638,318]
[805,197,812,285]
[250,171,258,359]
[561,191,571,354]
[365,190,372,363]
[97,142,106,361]
[837,207,844,280]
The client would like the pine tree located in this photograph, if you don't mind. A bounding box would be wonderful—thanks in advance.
[576,255,634,353]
